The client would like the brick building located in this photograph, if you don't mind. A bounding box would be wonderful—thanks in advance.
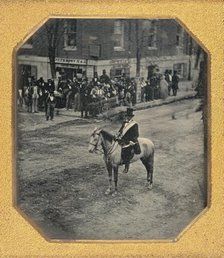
[17,18,196,84]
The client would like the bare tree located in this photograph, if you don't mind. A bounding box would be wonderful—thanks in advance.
[44,19,64,79]
[135,19,157,78]
[135,19,142,78]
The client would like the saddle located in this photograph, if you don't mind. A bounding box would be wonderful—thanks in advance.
[120,140,141,164]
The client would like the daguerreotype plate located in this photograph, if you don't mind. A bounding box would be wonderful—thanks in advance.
[0,0,223,257]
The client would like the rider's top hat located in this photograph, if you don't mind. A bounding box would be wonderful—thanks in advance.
[125,107,134,117]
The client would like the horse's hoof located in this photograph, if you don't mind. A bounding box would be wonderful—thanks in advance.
[105,189,112,195]
[112,191,118,197]
[122,168,128,174]
[147,184,153,190]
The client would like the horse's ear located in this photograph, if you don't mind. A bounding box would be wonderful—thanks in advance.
[98,126,104,132]
[93,126,99,134]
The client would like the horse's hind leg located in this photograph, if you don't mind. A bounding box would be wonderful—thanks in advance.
[105,162,113,195]
[141,154,154,190]
[112,166,118,196]
[147,153,154,189]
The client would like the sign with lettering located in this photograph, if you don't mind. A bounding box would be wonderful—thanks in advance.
[110,59,129,65]
[55,58,87,65]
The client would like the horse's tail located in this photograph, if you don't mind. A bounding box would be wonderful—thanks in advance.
[138,137,154,158]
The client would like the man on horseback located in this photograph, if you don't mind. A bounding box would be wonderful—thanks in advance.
[115,107,141,173]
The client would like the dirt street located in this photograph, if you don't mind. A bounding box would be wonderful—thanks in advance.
[16,99,207,240]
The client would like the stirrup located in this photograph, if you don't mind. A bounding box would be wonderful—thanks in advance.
[122,166,129,174]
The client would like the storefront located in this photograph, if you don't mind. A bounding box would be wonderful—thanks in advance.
[17,64,37,89]
[144,56,190,80]
[17,55,50,82]
[173,63,188,79]
[109,59,130,78]
[55,58,87,80]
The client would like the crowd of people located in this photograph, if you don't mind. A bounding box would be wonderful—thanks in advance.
[140,70,180,102]
[18,76,57,120]
[18,69,180,119]
[18,70,138,119]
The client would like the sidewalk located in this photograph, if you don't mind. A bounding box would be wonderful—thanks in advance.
[101,81,196,118]
[18,81,196,132]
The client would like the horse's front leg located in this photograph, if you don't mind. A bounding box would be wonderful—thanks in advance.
[147,155,154,190]
[112,166,118,196]
[105,162,113,195]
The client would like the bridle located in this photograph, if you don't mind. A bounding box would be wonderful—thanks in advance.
[90,129,120,156]
[89,131,104,154]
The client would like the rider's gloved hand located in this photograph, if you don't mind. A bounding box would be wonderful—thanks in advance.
[129,141,135,146]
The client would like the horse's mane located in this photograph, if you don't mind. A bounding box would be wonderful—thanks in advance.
[100,129,114,143]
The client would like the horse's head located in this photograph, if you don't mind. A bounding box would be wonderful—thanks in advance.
[88,127,102,153]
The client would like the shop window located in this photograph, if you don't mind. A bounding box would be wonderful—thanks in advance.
[113,20,124,51]
[176,25,184,48]
[64,20,77,50]
[115,68,122,77]
[147,65,157,79]
[19,64,37,84]
[111,67,130,78]
[56,67,83,81]
[148,21,157,49]
[173,63,187,79]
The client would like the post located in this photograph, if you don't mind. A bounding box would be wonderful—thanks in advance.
[188,36,193,81]
[135,19,141,78]
[135,77,141,103]
[135,20,142,103]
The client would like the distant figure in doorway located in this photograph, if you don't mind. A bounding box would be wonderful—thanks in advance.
[100,69,110,84]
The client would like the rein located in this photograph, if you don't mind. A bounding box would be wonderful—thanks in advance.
[89,142,104,154]
[91,129,120,157]
[107,140,118,156]
[90,133,104,154]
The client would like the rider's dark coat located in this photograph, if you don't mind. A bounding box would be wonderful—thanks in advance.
[118,119,141,162]
[118,119,139,144]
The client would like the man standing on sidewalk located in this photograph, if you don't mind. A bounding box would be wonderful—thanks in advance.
[45,91,56,121]
[31,80,40,113]
[165,70,172,96]
[172,70,179,96]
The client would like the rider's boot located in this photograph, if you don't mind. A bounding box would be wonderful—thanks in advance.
[122,163,130,174]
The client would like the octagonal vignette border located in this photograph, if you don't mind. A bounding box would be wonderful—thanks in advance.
[12,15,211,243]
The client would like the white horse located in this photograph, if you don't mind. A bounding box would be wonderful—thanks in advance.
[88,127,154,196]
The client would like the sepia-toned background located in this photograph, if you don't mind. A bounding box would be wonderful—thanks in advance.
[0,0,223,257]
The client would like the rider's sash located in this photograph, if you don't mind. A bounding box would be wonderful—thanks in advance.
[120,120,137,138]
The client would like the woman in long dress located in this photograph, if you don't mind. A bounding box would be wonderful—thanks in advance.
[160,75,169,100]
